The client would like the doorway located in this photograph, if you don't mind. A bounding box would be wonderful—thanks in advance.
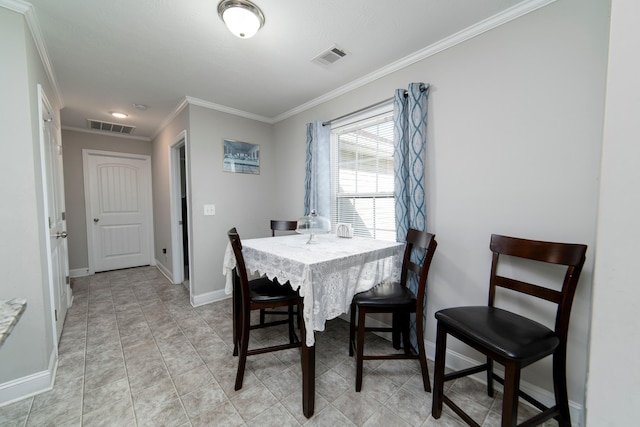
[170,131,191,291]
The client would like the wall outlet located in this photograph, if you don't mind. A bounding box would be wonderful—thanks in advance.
[204,204,216,216]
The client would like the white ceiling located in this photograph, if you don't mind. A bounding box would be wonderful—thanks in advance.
[21,0,551,138]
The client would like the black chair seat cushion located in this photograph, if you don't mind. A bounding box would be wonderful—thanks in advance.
[249,277,299,302]
[353,282,416,309]
[435,306,559,363]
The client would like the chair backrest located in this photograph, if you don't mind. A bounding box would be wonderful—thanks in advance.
[488,234,587,340]
[227,228,251,303]
[400,229,437,317]
[270,220,297,236]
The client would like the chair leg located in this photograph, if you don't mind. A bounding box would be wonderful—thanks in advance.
[355,307,367,392]
[235,309,251,391]
[415,312,431,392]
[553,349,571,427]
[431,322,447,419]
[392,312,401,350]
[501,363,520,427]
[487,357,494,397]
[349,302,356,357]
[232,275,240,356]
[288,304,295,343]
[259,309,266,325]
[401,312,412,355]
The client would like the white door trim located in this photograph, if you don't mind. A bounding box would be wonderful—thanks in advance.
[37,84,65,349]
[169,130,192,292]
[83,149,155,274]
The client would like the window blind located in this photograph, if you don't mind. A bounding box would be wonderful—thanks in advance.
[330,110,395,241]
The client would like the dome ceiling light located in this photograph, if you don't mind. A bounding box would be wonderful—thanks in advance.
[217,0,265,39]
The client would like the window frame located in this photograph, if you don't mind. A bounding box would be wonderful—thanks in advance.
[329,103,396,241]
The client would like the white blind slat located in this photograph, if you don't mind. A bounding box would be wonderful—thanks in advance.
[330,108,395,241]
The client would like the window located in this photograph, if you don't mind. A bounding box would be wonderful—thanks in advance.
[331,107,395,241]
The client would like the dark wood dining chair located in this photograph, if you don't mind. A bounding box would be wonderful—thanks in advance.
[349,228,437,392]
[227,227,303,390]
[259,220,300,326]
[431,234,587,427]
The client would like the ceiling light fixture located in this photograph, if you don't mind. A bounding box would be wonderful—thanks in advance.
[217,0,265,39]
[111,112,128,119]
[133,104,148,111]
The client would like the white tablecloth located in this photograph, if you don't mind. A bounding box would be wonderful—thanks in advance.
[223,234,404,345]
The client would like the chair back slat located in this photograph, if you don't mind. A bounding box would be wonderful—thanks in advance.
[494,275,563,304]
[271,220,297,236]
[488,234,587,340]
[490,234,586,266]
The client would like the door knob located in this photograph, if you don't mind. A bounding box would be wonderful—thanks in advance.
[93,218,99,223]
[56,231,68,239]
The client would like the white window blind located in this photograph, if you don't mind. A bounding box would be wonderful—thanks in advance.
[330,109,395,241]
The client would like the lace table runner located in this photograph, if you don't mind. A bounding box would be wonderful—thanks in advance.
[223,234,403,345]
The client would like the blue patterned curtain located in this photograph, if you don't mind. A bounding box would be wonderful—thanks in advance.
[304,120,331,217]
[393,82,429,350]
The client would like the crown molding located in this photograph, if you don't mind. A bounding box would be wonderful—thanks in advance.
[272,0,557,123]
[150,97,190,141]
[62,126,151,142]
[152,95,274,140]
[185,96,274,124]
[0,0,28,13]
[1,0,65,108]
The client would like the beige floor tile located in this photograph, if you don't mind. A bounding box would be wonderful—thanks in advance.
[5,266,514,426]
[180,381,228,418]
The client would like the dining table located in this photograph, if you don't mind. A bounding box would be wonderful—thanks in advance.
[223,232,404,418]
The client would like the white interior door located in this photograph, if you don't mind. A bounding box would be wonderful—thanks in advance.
[39,86,69,341]
[84,150,153,273]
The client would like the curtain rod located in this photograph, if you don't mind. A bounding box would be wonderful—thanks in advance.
[322,84,426,127]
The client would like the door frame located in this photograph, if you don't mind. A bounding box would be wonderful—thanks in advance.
[83,149,155,274]
[169,130,192,291]
[37,84,68,347]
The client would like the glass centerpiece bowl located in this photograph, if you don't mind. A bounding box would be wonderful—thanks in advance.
[296,210,331,244]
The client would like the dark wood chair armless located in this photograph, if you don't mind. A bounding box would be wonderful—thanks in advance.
[431,234,587,427]
[349,228,437,392]
[228,227,303,390]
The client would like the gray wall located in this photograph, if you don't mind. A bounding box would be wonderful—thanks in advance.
[273,0,608,419]
[61,129,152,272]
[0,7,59,387]
[152,104,277,299]
[151,107,189,278]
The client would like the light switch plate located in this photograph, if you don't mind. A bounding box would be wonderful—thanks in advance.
[204,204,216,216]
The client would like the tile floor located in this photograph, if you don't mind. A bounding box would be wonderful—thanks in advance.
[0,266,557,426]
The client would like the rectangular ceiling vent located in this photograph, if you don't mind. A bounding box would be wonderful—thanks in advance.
[87,119,135,135]
[312,45,348,67]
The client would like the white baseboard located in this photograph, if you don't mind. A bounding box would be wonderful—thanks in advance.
[0,348,57,407]
[69,267,89,278]
[191,289,230,307]
[155,260,174,283]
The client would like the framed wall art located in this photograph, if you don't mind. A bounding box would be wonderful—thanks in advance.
[222,139,260,175]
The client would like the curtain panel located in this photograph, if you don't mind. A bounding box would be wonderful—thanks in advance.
[304,120,331,217]
[393,82,430,350]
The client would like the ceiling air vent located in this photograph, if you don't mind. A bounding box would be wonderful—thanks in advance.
[87,119,135,135]
[312,45,348,67]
